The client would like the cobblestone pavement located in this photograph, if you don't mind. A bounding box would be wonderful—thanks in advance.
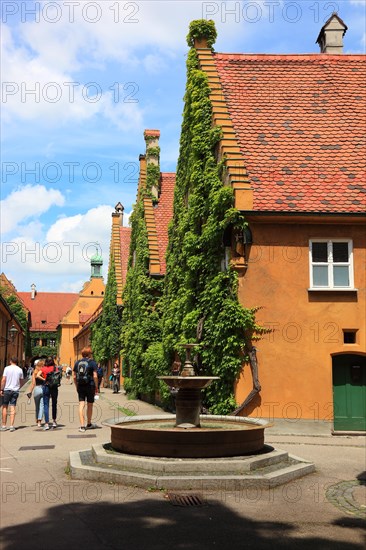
[326,479,366,520]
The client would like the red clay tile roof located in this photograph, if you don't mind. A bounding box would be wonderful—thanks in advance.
[120,227,131,285]
[213,53,366,213]
[18,292,78,331]
[154,173,175,273]
[79,313,92,324]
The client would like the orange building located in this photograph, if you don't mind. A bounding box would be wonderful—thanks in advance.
[58,252,105,366]
[101,16,365,431]
[191,14,365,431]
[19,286,78,361]
[18,254,105,368]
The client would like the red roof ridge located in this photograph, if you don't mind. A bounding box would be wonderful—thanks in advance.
[214,52,365,60]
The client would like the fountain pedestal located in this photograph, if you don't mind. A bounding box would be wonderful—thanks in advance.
[176,388,200,428]
[158,344,219,428]
[158,376,219,428]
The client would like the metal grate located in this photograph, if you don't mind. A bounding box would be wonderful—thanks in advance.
[19,445,55,450]
[167,493,205,507]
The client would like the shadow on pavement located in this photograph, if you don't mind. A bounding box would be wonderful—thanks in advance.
[1,497,364,550]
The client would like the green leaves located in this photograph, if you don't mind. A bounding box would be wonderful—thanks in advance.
[122,26,266,413]
[160,40,265,412]
[91,257,121,363]
[186,19,217,49]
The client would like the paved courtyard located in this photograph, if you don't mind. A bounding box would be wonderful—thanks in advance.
[0,379,365,549]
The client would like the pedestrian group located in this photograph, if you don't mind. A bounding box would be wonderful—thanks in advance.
[0,347,113,433]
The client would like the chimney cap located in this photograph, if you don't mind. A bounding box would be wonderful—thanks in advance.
[144,129,160,138]
[115,202,124,213]
[316,12,348,47]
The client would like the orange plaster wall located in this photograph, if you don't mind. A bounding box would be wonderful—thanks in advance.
[58,278,105,367]
[235,221,366,421]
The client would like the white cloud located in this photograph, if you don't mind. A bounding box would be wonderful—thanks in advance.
[98,91,144,130]
[1,19,146,126]
[0,184,64,234]
[42,205,113,280]
[123,211,132,227]
[1,204,114,291]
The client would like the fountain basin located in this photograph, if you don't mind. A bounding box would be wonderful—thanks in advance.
[104,415,272,458]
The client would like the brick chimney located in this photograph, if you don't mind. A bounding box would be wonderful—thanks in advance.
[112,202,124,226]
[144,129,160,199]
[316,13,348,54]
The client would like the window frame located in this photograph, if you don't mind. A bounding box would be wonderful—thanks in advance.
[309,239,354,290]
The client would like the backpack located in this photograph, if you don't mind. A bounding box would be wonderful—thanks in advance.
[46,367,61,389]
[76,359,91,385]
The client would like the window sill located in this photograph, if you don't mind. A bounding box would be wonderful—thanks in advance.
[308,288,358,292]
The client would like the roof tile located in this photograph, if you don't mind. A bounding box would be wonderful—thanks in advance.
[213,53,366,213]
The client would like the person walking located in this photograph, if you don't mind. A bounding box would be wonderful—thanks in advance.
[37,357,61,431]
[65,365,73,384]
[73,347,99,432]
[27,359,45,428]
[0,357,24,432]
[97,364,104,392]
[112,362,120,394]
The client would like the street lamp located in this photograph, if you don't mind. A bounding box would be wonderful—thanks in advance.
[8,325,18,342]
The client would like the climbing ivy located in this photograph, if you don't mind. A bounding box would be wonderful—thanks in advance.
[120,196,166,399]
[0,285,32,357]
[186,19,217,49]
[161,22,267,414]
[122,20,267,413]
[91,257,121,363]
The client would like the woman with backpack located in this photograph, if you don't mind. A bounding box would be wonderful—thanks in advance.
[36,357,61,431]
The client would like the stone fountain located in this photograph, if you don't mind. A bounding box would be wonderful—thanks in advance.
[104,344,271,458]
[69,344,315,487]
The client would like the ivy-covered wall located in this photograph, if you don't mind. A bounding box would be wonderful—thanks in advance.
[161,21,266,414]
[121,20,266,414]
[121,198,166,399]
[91,257,121,364]
[0,285,32,358]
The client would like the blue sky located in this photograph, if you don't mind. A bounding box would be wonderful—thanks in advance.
[1,0,365,292]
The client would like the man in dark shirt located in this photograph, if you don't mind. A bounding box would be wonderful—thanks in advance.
[73,347,99,432]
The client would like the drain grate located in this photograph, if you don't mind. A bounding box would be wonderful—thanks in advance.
[19,445,55,451]
[167,493,205,507]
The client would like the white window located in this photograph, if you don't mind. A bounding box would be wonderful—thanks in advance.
[309,240,354,289]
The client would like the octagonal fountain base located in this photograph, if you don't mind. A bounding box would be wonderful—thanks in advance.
[104,414,270,458]
[69,441,315,490]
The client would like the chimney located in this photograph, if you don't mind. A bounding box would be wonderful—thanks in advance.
[316,13,347,54]
[144,129,160,199]
[112,202,124,226]
[31,283,36,300]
